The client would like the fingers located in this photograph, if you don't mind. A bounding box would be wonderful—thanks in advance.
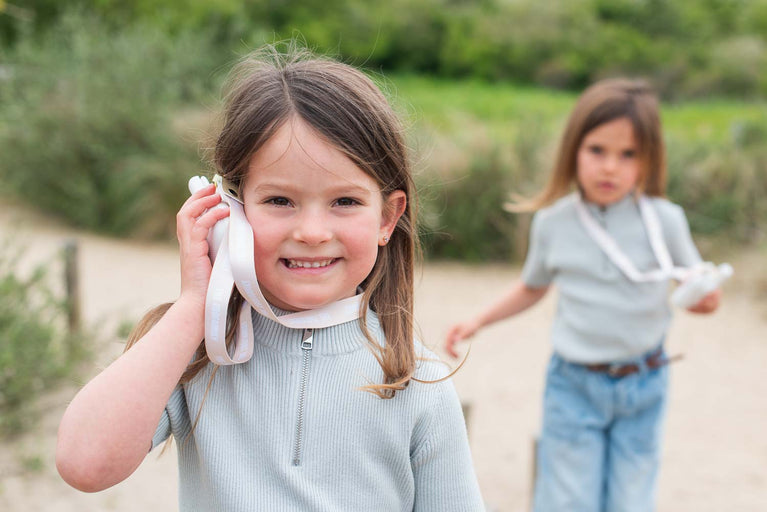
[445,324,469,359]
[687,289,722,314]
[178,184,222,224]
[194,202,230,231]
[445,337,458,359]
[176,185,231,301]
[444,332,457,359]
[177,185,229,241]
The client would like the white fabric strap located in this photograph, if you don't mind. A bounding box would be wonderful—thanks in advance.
[204,232,255,365]
[575,194,689,283]
[199,177,364,365]
[640,197,675,274]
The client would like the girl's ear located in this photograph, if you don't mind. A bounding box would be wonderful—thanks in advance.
[379,190,407,246]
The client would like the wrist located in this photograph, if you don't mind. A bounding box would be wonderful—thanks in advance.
[170,295,206,344]
[177,289,207,315]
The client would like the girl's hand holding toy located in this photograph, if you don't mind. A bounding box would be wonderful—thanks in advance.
[672,262,732,311]
[177,183,230,306]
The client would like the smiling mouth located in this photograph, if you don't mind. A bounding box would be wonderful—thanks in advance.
[283,258,338,269]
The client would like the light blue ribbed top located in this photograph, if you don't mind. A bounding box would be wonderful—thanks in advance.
[152,307,484,511]
[521,192,702,363]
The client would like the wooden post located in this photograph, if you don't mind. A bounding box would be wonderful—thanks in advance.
[63,239,81,335]
[530,435,539,511]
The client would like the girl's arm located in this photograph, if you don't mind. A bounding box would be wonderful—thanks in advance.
[662,201,722,315]
[56,185,229,492]
[411,379,484,510]
[56,299,205,492]
[444,281,549,358]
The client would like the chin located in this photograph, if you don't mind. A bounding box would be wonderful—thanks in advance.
[273,295,335,312]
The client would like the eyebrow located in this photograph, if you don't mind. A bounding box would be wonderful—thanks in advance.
[250,182,376,197]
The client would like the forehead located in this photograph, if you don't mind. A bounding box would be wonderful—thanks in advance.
[245,118,379,191]
[582,117,638,147]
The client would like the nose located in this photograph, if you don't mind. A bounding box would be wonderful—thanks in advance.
[292,208,332,245]
[603,155,618,173]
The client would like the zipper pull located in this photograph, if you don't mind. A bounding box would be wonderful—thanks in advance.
[301,328,314,350]
[598,205,608,228]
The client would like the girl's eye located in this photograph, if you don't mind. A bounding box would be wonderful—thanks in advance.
[588,145,604,155]
[266,197,292,207]
[622,149,637,159]
[334,197,360,207]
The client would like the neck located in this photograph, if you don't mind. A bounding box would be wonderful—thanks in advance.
[580,189,638,209]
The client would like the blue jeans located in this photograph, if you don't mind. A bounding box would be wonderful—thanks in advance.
[532,349,669,512]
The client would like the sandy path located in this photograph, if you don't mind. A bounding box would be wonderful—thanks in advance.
[1,202,765,511]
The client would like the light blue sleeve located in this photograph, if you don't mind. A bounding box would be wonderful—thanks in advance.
[151,385,192,451]
[410,380,485,511]
[520,211,554,287]
[656,200,703,267]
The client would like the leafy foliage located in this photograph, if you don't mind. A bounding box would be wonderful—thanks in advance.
[0,11,221,237]
[0,7,765,260]
[667,120,767,243]
[3,0,766,98]
[0,246,89,437]
[420,149,517,261]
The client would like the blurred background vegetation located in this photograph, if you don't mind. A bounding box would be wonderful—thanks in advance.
[0,0,765,261]
[1,0,765,439]
[0,243,89,437]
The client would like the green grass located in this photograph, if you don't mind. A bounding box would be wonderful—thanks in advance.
[662,101,767,144]
[386,74,767,146]
[385,74,573,141]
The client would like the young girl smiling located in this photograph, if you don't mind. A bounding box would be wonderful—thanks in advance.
[57,46,484,511]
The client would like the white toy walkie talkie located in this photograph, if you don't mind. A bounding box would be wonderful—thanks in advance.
[671,262,733,309]
[187,175,241,264]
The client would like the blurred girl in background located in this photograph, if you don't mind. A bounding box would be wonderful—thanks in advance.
[446,78,721,512]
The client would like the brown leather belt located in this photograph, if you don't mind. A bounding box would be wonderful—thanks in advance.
[585,349,683,378]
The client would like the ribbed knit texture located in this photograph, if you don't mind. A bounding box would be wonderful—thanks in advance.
[152,308,484,511]
[521,193,702,363]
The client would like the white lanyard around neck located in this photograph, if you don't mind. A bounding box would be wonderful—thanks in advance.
[193,176,364,365]
[574,193,688,283]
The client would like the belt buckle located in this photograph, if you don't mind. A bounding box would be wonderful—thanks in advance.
[607,363,625,377]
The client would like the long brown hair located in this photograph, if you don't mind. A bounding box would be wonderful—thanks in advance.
[127,44,420,398]
[510,78,666,212]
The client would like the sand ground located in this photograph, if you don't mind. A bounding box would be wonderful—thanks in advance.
[1,201,766,511]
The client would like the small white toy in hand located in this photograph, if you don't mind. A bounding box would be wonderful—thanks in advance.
[188,175,230,263]
[671,262,733,309]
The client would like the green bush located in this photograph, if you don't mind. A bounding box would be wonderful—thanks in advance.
[1,9,765,260]
[419,145,519,262]
[5,0,766,99]
[667,119,767,243]
[688,36,767,98]
[0,245,89,437]
[0,11,221,237]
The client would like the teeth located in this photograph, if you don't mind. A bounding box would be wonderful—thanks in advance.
[286,259,334,269]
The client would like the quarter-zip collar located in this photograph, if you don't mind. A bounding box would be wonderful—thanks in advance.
[581,190,639,217]
[250,304,378,356]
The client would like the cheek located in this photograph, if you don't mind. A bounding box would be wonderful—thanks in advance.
[341,217,382,267]
[343,221,380,253]
[576,149,592,173]
[575,155,591,183]
[246,213,284,257]
[625,164,642,186]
